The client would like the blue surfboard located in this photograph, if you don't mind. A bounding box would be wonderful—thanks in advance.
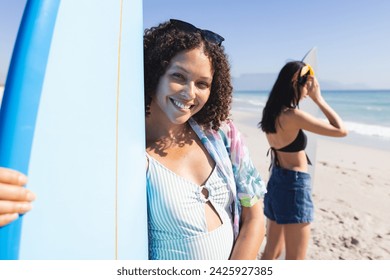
[0,0,147,260]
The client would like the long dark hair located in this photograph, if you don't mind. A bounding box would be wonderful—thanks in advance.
[259,61,307,133]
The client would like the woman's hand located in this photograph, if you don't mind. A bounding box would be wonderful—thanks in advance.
[306,76,322,102]
[0,167,35,227]
[296,75,348,137]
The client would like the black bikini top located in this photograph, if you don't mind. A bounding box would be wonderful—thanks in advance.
[267,129,311,168]
[276,129,307,152]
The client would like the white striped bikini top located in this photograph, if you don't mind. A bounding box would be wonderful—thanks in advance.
[146,153,234,260]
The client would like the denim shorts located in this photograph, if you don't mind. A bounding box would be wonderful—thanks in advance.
[263,166,313,224]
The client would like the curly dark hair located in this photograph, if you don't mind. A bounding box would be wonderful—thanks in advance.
[259,61,306,133]
[144,20,233,131]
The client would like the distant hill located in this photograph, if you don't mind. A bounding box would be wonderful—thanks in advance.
[316,80,371,90]
[232,73,372,91]
[232,73,276,91]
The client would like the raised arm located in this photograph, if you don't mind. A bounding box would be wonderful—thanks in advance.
[291,76,348,137]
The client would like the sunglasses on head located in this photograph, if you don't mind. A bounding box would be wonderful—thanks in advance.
[170,19,225,46]
[298,64,315,85]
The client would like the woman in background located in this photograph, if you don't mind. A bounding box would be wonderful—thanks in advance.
[259,61,347,259]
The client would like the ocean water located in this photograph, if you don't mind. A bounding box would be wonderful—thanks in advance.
[232,90,390,150]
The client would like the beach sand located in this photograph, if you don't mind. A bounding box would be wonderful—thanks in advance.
[231,109,390,260]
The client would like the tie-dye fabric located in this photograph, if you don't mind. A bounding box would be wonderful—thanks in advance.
[189,118,266,238]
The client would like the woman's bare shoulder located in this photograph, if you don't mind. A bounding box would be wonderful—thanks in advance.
[279,108,305,129]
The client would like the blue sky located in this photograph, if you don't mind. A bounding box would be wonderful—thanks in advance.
[0,0,26,85]
[1,0,390,89]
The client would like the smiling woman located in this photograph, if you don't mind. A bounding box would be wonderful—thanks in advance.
[0,14,267,260]
[150,47,212,125]
[144,19,267,260]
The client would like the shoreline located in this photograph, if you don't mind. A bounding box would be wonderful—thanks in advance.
[231,108,390,260]
[232,90,390,152]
